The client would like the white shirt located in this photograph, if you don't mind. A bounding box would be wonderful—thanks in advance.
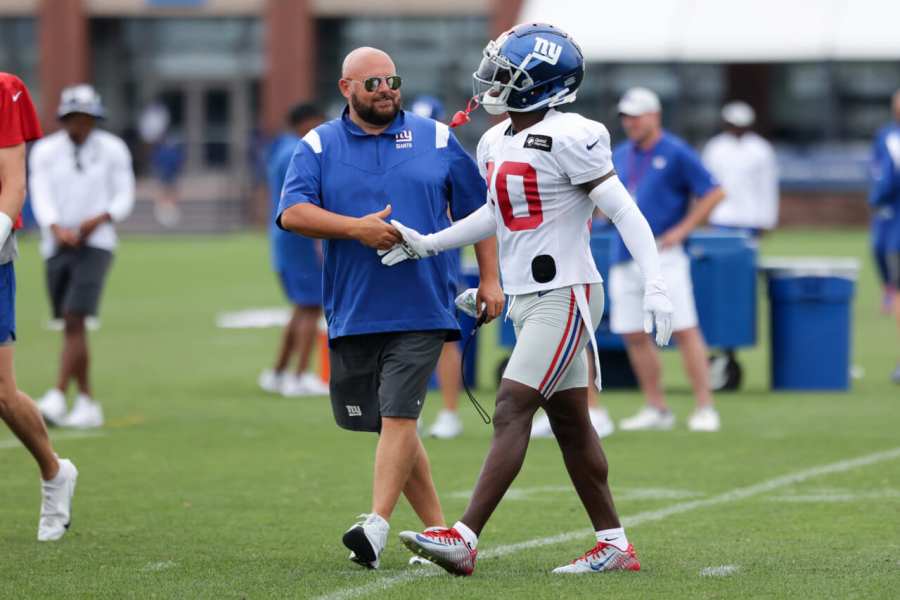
[702,131,779,230]
[29,129,135,258]
[477,109,611,295]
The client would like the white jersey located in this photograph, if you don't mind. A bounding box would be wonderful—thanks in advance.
[30,129,135,258]
[477,109,612,296]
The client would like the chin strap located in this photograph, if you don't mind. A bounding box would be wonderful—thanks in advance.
[450,95,480,128]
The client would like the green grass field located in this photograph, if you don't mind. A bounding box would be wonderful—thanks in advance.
[2,229,898,599]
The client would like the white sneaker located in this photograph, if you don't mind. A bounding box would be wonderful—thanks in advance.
[687,406,720,432]
[429,410,463,439]
[619,406,675,431]
[343,513,389,569]
[298,372,329,395]
[36,389,68,426]
[588,407,615,438]
[281,373,328,397]
[258,369,284,394]
[60,395,103,429]
[154,201,181,228]
[552,541,640,573]
[38,458,78,541]
[530,412,553,438]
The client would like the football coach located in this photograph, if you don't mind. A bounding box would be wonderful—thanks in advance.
[276,47,503,570]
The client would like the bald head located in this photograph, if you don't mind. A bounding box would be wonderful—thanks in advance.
[341,47,395,80]
[339,46,402,130]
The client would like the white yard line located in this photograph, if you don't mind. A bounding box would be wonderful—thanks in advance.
[446,486,702,502]
[315,446,900,600]
[0,430,106,450]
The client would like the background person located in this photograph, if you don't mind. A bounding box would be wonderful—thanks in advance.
[869,90,900,383]
[258,103,329,397]
[0,72,78,541]
[702,101,779,239]
[31,84,135,429]
[612,87,724,432]
[701,100,779,389]
[409,94,466,439]
[276,47,502,569]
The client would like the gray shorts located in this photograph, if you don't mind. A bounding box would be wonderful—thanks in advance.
[46,246,113,319]
[504,283,604,399]
[329,330,446,432]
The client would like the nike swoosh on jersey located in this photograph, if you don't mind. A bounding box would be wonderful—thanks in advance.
[12,91,22,102]
[586,139,600,150]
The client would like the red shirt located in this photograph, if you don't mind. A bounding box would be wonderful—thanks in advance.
[0,72,43,229]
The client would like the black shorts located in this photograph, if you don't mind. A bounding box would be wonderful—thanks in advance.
[329,330,447,433]
[888,251,900,291]
[46,247,113,319]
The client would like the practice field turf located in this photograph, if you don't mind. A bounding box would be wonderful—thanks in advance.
[2,230,898,599]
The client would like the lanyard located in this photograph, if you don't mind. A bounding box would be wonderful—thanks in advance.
[626,145,654,195]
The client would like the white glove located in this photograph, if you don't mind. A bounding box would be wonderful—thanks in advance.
[643,277,674,347]
[378,219,439,266]
[454,288,486,318]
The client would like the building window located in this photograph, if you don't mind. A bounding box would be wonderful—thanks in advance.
[0,18,39,101]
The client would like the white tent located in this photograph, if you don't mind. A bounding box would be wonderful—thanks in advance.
[518,0,900,61]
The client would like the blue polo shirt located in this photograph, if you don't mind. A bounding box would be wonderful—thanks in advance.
[276,108,486,340]
[870,123,900,251]
[611,131,718,264]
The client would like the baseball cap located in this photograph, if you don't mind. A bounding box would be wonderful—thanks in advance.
[617,87,661,116]
[58,84,105,119]
[721,101,755,127]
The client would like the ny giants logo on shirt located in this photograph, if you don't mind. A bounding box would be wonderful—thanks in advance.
[346,405,362,417]
[395,130,413,149]
[532,37,562,65]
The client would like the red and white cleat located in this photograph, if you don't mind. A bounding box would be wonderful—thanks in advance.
[399,527,477,576]
[552,542,641,574]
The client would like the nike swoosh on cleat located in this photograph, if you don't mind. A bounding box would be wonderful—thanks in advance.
[590,554,616,571]
[586,139,600,150]
[415,534,444,545]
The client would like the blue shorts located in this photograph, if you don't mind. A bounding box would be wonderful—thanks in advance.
[0,262,16,344]
[274,230,323,307]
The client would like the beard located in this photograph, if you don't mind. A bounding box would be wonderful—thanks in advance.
[351,92,401,126]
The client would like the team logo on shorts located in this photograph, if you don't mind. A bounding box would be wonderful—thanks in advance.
[346,405,362,417]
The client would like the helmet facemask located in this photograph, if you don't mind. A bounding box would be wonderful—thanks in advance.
[473,38,535,115]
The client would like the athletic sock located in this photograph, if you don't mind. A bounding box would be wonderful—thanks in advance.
[453,520,478,549]
[595,527,629,552]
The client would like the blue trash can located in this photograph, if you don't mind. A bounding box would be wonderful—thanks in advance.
[762,259,858,391]
[687,231,757,349]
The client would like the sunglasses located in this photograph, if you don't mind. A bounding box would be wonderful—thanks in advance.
[346,75,402,93]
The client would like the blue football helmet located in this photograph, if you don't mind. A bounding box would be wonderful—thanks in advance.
[473,23,584,115]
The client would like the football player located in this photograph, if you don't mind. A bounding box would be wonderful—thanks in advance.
[379,23,673,575]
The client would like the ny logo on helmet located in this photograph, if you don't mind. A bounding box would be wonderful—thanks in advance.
[532,37,562,65]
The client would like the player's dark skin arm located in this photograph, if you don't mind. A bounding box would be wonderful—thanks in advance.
[280,202,402,250]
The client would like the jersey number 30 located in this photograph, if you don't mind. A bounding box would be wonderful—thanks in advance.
[486,161,543,231]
